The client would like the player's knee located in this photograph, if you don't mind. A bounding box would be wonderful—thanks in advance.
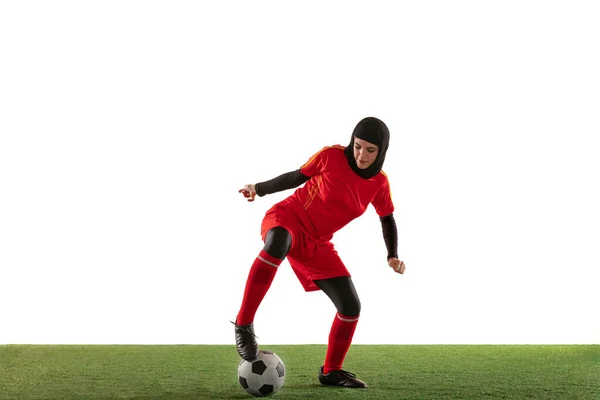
[263,226,292,260]
[339,296,361,317]
[314,276,361,317]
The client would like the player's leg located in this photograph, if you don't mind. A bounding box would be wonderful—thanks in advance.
[313,275,367,388]
[234,226,292,361]
[236,226,291,324]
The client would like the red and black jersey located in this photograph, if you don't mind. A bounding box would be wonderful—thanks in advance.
[254,117,398,260]
[275,145,394,242]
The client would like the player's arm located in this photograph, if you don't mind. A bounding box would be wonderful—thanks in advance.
[255,170,310,197]
[372,178,397,260]
[380,213,398,261]
[372,176,405,274]
[381,213,405,274]
[239,147,325,201]
[254,146,328,196]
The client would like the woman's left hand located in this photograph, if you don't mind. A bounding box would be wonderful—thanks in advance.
[388,258,406,274]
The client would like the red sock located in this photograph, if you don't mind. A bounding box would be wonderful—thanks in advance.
[236,250,282,326]
[323,312,359,374]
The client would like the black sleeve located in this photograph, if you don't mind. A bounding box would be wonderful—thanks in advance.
[255,169,310,197]
[380,213,398,261]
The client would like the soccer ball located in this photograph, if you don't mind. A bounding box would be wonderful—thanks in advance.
[238,350,286,397]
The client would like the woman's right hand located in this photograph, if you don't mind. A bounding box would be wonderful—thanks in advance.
[239,184,257,202]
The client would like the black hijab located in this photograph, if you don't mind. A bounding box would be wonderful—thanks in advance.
[344,117,390,179]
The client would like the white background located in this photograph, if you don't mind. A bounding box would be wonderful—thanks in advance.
[1,1,598,345]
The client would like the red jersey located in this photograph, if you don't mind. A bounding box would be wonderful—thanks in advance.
[277,145,395,242]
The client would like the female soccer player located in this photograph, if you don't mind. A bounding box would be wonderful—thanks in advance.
[233,117,406,389]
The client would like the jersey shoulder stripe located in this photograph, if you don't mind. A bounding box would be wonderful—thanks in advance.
[300,145,344,169]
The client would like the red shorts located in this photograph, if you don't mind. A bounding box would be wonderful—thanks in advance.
[260,204,350,292]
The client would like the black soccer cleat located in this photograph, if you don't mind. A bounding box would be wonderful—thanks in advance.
[232,321,259,361]
[318,366,368,388]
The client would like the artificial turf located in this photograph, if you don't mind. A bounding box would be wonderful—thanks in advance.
[1,344,598,399]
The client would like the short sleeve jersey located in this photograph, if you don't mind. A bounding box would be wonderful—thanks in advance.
[285,145,394,241]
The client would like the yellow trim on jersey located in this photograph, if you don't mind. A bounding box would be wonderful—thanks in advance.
[303,175,322,210]
[300,146,328,170]
[300,145,344,209]
[380,170,393,203]
[300,145,345,170]
[303,187,317,210]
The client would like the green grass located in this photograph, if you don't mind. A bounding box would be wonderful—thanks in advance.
[0,345,598,399]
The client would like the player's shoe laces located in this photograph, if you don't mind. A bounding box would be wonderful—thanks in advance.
[231,321,259,361]
[318,366,367,388]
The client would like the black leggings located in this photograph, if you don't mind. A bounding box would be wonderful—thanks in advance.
[263,227,361,317]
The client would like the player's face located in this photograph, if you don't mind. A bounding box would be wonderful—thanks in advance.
[353,137,379,169]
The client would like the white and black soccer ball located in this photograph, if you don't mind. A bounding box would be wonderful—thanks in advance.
[238,350,286,397]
